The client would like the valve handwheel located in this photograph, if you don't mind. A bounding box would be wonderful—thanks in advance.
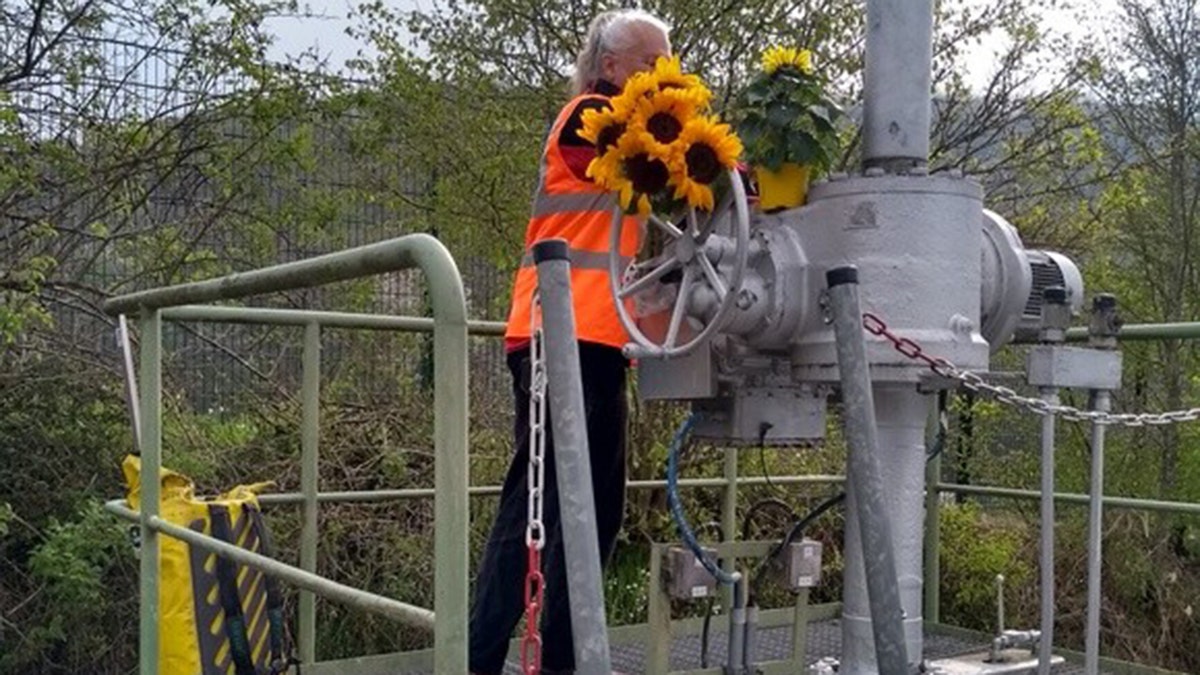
[608,169,750,358]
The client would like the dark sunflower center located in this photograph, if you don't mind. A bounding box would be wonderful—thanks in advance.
[646,112,683,143]
[625,153,669,194]
[685,143,721,184]
[597,123,625,153]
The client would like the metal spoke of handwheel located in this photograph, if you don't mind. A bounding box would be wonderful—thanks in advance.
[650,214,684,239]
[619,257,681,299]
[699,190,732,239]
[697,253,727,301]
[686,208,700,237]
[665,266,694,349]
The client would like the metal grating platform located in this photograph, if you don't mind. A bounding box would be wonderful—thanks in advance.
[475,618,1102,674]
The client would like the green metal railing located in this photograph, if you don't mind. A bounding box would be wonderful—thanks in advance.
[102,234,476,674]
[102,238,1200,675]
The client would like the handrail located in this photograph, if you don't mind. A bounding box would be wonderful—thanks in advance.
[255,475,849,505]
[248,475,1200,519]
[936,482,1200,515]
[102,234,470,674]
[104,500,437,628]
[1066,321,1200,342]
[104,234,459,314]
[161,304,506,334]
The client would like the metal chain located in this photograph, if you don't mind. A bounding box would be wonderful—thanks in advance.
[521,294,548,675]
[861,312,1200,427]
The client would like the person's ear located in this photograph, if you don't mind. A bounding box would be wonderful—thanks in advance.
[601,51,618,81]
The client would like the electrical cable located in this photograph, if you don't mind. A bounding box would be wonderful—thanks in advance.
[700,594,716,667]
[757,421,781,494]
[666,413,741,585]
[741,497,796,542]
[700,384,950,658]
[692,519,723,669]
[746,388,953,604]
[749,491,847,603]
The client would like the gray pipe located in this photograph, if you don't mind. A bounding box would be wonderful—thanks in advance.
[827,266,911,675]
[863,0,934,170]
[1084,389,1110,675]
[533,239,613,675]
[1038,387,1059,675]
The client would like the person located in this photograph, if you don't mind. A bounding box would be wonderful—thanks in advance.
[467,9,671,675]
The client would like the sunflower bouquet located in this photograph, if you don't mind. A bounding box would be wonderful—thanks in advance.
[732,46,843,209]
[580,56,742,216]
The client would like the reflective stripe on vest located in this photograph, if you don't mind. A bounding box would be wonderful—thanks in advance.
[531,191,616,218]
[519,247,632,271]
[505,93,641,349]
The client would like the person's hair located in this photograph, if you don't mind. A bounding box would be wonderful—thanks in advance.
[570,9,670,97]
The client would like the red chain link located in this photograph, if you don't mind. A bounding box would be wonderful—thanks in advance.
[862,312,955,377]
[520,544,545,675]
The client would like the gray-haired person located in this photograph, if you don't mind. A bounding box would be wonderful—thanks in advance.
[469,8,671,675]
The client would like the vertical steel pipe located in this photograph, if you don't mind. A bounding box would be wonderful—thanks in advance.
[827,267,910,675]
[533,239,613,674]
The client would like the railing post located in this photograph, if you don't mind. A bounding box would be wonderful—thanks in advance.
[922,465,941,624]
[721,446,739,613]
[300,322,321,664]
[792,587,811,667]
[646,544,671,675]
[923,396,941,624]
[138,309,163,675]
[427,247,470,675]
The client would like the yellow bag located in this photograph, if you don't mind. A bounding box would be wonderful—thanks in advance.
[123,455,294,675]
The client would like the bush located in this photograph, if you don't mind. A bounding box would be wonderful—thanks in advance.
[938,501,1033,632]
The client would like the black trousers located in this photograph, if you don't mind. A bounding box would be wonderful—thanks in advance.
[468,342,629,674]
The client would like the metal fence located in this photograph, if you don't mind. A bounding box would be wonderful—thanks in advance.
[4,25,515,413]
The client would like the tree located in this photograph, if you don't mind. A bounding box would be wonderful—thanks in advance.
[1086,0,1200,500]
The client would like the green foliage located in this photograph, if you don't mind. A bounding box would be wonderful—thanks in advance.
[603,547,652,626]
[1,502,137,674]
[28,501,132,615]
[938,502,1032,632]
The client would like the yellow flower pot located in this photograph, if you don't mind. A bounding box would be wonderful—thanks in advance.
[755,163,811,211]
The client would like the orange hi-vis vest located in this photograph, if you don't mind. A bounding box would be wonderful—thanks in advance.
[505,94,641,350]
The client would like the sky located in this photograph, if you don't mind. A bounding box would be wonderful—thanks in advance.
[261,0,1120,92]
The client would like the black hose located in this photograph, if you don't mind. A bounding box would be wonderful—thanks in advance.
[746,388,949,604]
[741,497,797,541]
[749,491,846,604]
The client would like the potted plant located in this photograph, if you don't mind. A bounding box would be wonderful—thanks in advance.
[732,46,843,211]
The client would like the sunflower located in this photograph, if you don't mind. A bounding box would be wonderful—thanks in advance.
[652,55,706,96]
[630,87,707,145]
[579,106,626,155]
[761,45,813,76]
[608,69,661,120]
[614,131,673,216]
[586,146,624,190]
[669,117,743,211]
